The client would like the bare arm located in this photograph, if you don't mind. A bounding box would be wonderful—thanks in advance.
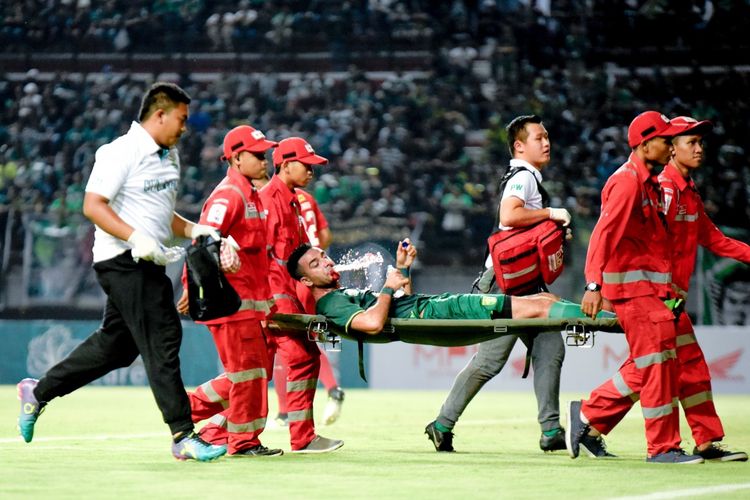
[499,196,552,227]
[395,238,417,295]
[171,212,194,239]
[82,192,134,241]
[349,270,409,334]
[318,227,333,249]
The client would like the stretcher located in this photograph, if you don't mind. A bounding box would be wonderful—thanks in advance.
[267,314,623,379]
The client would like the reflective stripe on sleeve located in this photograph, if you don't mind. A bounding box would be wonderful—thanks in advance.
[238,299,274,313]
[676,333,697,348]
[674,213,698,222]
[602,270,671,285]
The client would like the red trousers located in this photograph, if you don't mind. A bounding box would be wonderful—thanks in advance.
[674,313,724,445]
[266,330,321,450]
[273,346,338,413]
[188,319,269,454]
[581,295,681,456]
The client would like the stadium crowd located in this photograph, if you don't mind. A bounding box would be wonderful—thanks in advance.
[2,0,748,60]
[1,1,749,271]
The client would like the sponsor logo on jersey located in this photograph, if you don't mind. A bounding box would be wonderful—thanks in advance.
[143,178,178,193]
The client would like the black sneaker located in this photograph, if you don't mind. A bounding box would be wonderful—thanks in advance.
[425,421,455,452]
[694,443,748,462]
[647,449,704,464]
[565,400,588,459]
[231,444,284,457]
[580,434,616,458]
[540,428,566,452]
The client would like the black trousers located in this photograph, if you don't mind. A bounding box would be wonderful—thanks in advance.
[35,251,193,436]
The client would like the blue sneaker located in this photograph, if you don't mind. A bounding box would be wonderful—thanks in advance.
[647,449,704,464]
[172,431,227,461]
[17,378,44,443]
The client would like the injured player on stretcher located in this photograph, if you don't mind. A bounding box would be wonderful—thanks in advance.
[285,239,615,336]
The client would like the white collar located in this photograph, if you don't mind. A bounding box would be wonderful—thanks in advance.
[509,158,543,182]
[127,121,164,157]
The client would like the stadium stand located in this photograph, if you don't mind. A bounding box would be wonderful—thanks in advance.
[1,1,749,312]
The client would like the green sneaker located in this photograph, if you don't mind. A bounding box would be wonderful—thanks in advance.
[17,378,45,443]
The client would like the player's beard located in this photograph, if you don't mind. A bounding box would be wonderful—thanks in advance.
[318,270,341,289]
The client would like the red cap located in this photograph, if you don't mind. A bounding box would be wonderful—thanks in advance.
[627,111,685,148]
[272,137,328,166]
[221,125,278,161]
[671,116,713,136]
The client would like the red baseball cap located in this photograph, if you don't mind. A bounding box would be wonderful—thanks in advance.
[221,125,278,161]
[671,116,713,136]
[272,137,328,166]
[627,111,685,148]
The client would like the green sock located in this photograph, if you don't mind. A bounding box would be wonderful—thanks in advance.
[435,421,452,433]
[543,427,563,437]
[548,299,616,319]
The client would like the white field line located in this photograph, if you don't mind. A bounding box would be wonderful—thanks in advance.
[0,432,164,444]
[611,482,750,500]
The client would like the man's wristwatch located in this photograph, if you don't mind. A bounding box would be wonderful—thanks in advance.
[585,282,601,292]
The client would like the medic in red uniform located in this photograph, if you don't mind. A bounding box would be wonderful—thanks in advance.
[177,125,281,456]
[566,111,705,464]
[260,137,344,453]
[657,116,749,462]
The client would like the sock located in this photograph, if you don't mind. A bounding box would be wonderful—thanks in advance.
[435,421,452,433]
[543,427,562,437]
[547,299,616,319]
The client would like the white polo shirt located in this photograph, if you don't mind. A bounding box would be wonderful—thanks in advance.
[484,158,546,268]
[498,158,544,230]
[85,121,181,262]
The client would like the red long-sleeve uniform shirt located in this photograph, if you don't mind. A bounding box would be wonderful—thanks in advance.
[585,153,672,299]
[260,174,309,313]
[188,167,275,324]
[297,189,328,248]
[659,162,750,298]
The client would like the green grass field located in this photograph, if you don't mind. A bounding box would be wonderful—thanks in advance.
[0,386,748,499]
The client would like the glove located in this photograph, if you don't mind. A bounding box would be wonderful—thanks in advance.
[128,230,168,266]
[472,267,495,294]
[190,223,221,241]
[548,207,571,227]
[220,236,241,274]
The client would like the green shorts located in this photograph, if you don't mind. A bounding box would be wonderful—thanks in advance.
[417,293,511,320]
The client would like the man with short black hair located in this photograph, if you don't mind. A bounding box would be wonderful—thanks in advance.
[567,111,704,464]
[259,137,343,453]
[657,117,746,461]
[426,114,572,453]
[287,241,611,336]
[17,82,226,461]
[177,124,283,457]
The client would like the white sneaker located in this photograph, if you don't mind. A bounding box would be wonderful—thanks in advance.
[321,388,345,425]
